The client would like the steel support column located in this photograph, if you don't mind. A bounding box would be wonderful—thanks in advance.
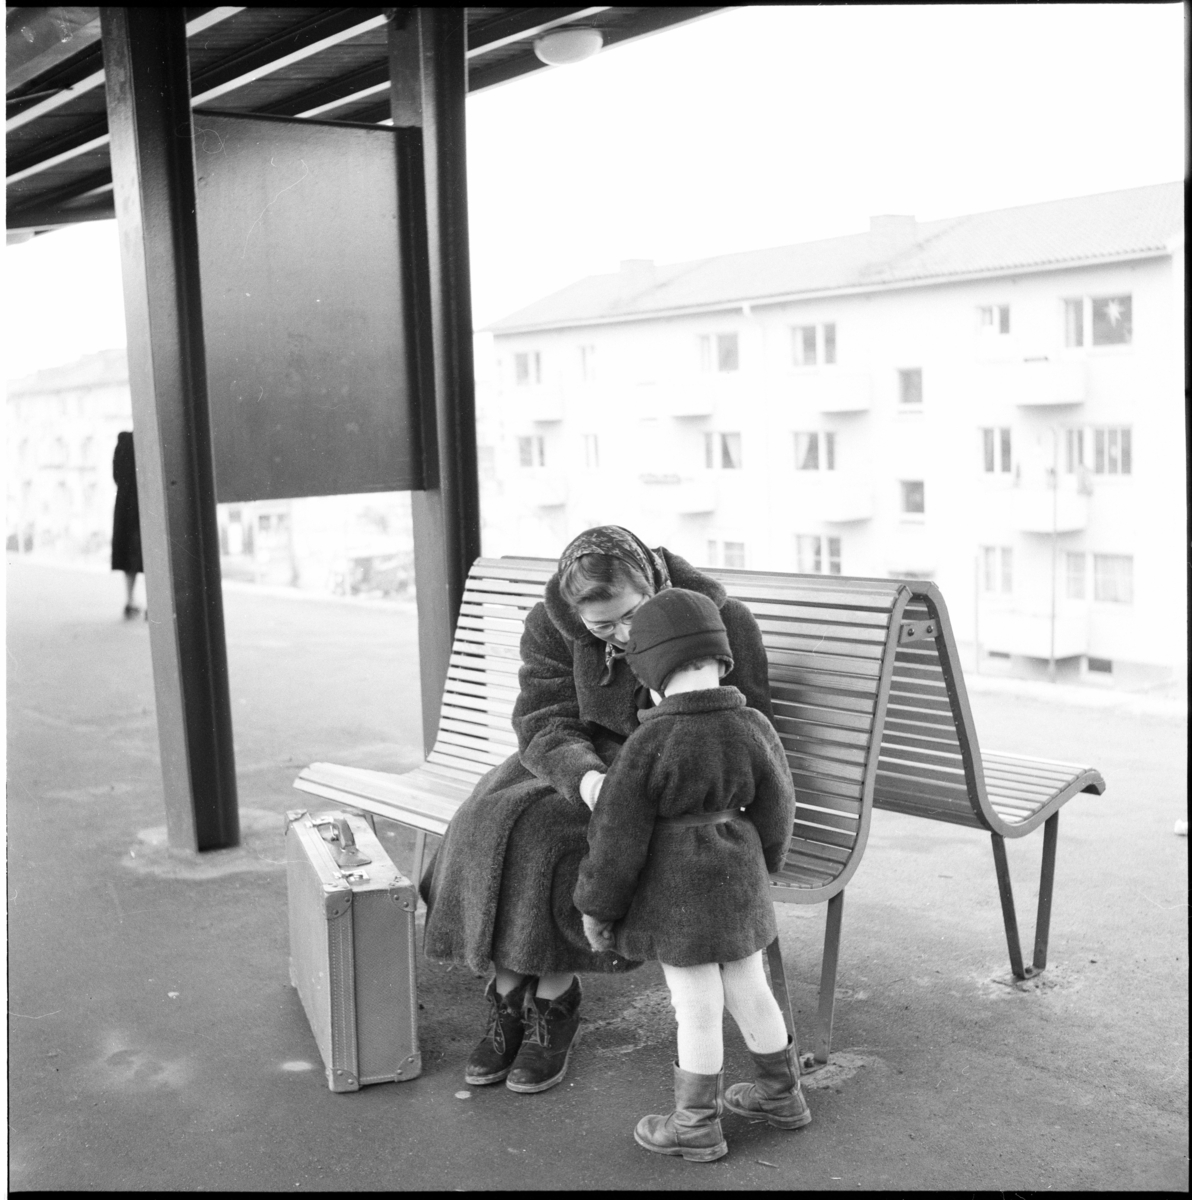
[390,8,482,755]
[101,6,239,851]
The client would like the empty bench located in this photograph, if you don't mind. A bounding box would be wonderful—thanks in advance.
[295,558,1105,1066]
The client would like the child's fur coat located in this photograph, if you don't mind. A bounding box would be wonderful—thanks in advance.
[574,686,795,967]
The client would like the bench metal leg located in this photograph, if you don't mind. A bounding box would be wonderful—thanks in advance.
[1033,813,1059,973]
[412,830,428,903]
[765,936,799,1061]
[813,890,844,1066]
[991,815,1059,981]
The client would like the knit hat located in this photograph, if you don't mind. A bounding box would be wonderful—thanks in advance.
[625,588,733,693]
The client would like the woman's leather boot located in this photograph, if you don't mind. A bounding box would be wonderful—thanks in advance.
[505,976,582,1093]
[723,1037,812,1129]
[464,975,536,1086]
[633,1063,728,1162]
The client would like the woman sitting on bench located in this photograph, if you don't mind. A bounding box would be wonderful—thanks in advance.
[420,525,775,1093]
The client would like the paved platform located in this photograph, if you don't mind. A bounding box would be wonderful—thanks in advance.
[6,558,1189,1191]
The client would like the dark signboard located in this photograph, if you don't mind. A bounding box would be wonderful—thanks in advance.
[194,111,423,501]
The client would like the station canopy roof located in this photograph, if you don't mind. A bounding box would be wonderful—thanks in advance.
[6,6,720,235]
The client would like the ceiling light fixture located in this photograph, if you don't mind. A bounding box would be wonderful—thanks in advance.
[533,27,603,66]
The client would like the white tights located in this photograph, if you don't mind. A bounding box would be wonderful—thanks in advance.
[660,951,789,1075]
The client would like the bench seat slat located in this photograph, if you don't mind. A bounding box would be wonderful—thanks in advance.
[773,700,874,734]
[792,806,858,834]
[791,820,858,850]
[874,742,964,772]
[789,769,863,801]
[432,733,510,766]
[873,794,987,828]
[773,716,873,748]
[771,683,880,713]
[784,738,869,768]
[791,784,863,813]
[438,715,517,745]
[883,706,957,729]
[786,751,867,784]
[764,648,884,679]
[786,839,851,867]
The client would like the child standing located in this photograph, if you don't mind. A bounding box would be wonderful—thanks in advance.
[574,588,809,1163]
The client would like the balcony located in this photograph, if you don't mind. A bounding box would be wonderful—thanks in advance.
[520,470,567,508]
[508,383,564,422]
[638,473,716,514]
[1011,476,1089,533]
[884,522,936,576]
[794,370,872,413]
[978,606,1089,659]
[790,471,874,523]
[635,377,722,418]
[978,358,1087,407]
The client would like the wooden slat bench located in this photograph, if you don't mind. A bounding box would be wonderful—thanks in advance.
[295,558,1105,1068]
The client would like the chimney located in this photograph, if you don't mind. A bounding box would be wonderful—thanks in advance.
[869,214,917,256]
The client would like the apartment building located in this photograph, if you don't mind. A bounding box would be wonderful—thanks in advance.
[478,182,1184,687]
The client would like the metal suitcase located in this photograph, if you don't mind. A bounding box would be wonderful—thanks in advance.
[285,809,422,1092]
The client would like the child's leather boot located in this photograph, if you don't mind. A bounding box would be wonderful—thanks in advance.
[634,1062,728,1162]
[464,975,536,1085]
[723,1037,812,1129]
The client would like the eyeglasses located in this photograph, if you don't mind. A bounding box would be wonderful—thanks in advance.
[582,598,647,638]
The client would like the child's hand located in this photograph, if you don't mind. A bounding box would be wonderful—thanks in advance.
[579,770,606,811]
[582,913,615,952]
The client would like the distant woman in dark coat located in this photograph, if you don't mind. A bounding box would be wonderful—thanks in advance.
[420,525,776,1095]
[111,431,143,619]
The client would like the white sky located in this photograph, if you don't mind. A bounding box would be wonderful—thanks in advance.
[3,3,1185,379]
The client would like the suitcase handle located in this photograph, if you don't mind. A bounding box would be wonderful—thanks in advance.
[312,816,372,869]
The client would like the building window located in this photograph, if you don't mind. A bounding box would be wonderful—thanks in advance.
[1093,427,1131,475]
[1065,552,1086,600]
[582,433,599,469]
[898,368,923,406]
[704,431,742,469]
[1065,427,1131,475]
[699,333,739,373]
[579,345,596,382]
[791,322,836,367]
[477,445,496,481]
[1093,554,1133,603]
[795,534,842,575]
[1064,295,1132,347]
[1092,295,1132,345]
[980,427,1012,473]
[1064,427,1085,471]
[517,435,545,467]
[707,539,746,568]
[981,545,1013,593]
[514,351,542,385]
[794,431,836,471]
[900,479,925,515]
[1087,657,1113,674]
[792,325,817,366]
[978,304,1010,335]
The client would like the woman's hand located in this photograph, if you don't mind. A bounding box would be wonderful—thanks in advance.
[581,913,615,952]
[579,770,606,811]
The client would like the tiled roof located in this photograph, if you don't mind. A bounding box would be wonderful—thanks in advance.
[6,348,129,396]
[491,182,1183,332]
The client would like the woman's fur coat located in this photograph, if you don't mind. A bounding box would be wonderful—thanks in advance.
[574,686,795,967]
[420,550,774,976]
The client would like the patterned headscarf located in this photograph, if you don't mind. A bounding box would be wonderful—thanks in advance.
[558,525,671,686]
